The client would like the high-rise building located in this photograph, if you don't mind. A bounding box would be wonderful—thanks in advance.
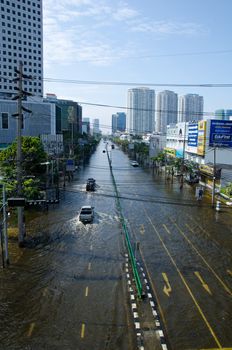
[82,118,90,134]
[127,87,155,135]
[0,0,43,99]
[156,90,178,134]
[112,114,117,133]
[112,112,126,133]
[215,109,232,120]
[178,94,203,123]
[93,118,100,134]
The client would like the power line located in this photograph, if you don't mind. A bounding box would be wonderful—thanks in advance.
[44,77,232,88]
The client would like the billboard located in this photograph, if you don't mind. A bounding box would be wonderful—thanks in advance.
[185,121,206,156]
[165,147,176,157]
[186,123,198,154]
[66,159,75,171]
[197,120,206,156]
[209,120,232,147]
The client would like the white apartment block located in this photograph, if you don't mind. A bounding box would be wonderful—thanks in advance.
[178,94,203,123]
[155,90,178,134]
[0,0,43,99]
[127,87,155,135]
[93,118,100,134]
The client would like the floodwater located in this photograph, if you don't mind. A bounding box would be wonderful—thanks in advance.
[0,140,232,350]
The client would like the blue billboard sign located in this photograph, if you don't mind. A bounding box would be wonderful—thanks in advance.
[188,123,198,147]
[66,159,75,171]
[209,120,232,147]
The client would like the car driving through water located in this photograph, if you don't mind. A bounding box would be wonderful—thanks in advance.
[79,205,94,223]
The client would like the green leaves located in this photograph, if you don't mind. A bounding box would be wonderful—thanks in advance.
[0,136,47,199]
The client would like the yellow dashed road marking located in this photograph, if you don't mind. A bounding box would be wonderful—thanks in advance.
[81,323,85,338]
[144,209,223,349]
[163,224,171,235]
[171,219,232,297]
[27,322,35,337]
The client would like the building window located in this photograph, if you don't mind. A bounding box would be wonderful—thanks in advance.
[1,112,9,129]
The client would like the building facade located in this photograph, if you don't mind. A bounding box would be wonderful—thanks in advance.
[0,0,43,99]
[155,90,178,134]
[0,99,55,148]
[127,87,155,135]
[82,118,90,135]
[166,119,232,166]
[93,118,100,134]
[149,133,167,159]
[44,95,82,135]
[112,112,126,133]
[215,109,232,121]
[178,94,203,123]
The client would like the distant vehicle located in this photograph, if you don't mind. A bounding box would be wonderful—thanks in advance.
[79,205,94,223]
[111,144,115,149]
[131,161,139,167]
[86,178,96,191]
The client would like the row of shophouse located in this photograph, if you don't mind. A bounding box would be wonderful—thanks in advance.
[149,118,232,191]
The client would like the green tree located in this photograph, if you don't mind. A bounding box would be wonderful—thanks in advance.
[0,136,47,199]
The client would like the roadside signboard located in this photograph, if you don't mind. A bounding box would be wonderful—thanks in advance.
[164,147,176,157]
[66,159,75,171]
[197,120,206,156]
[187,123,198,154]
[209,120,232,147]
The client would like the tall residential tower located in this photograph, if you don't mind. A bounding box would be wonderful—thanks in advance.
[156,90,178,133]
[178,94,203,123]
[127,87,155,135]
[0,0,43,99]
[112,112,126,133]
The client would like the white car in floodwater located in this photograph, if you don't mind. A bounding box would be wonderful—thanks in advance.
[79,206,94,223]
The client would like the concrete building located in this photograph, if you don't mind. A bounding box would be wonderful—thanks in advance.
[112,112,126,133]
[0,0,43,99]
[0,99,55,148]
[156,90,178,134]
[215,109,232,121]
[166,120,232,166]
[82,118,90,135]
[112,114,117,134]
[93,118,100,135]
[44,95,82,135]
[149,133,167,159]
[127,87,155,135]
[166,122,188,158]
[178,94,203,123]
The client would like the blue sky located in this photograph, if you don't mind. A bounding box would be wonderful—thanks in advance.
[43,0,232,132]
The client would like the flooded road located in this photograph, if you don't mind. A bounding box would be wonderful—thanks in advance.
[0,142,135,350]
[111,143,232,350]
[1,140,232,350]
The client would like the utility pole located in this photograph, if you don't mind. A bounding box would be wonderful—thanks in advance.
[2,184,9,265]
[180,122,187,187]
[12,62,32,246]
[0,181,9,266]
[212,146,216,208]
[16,61,24,246]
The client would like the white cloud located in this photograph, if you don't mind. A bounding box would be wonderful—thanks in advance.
[129,20,207,36]
[43,1,207,68]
